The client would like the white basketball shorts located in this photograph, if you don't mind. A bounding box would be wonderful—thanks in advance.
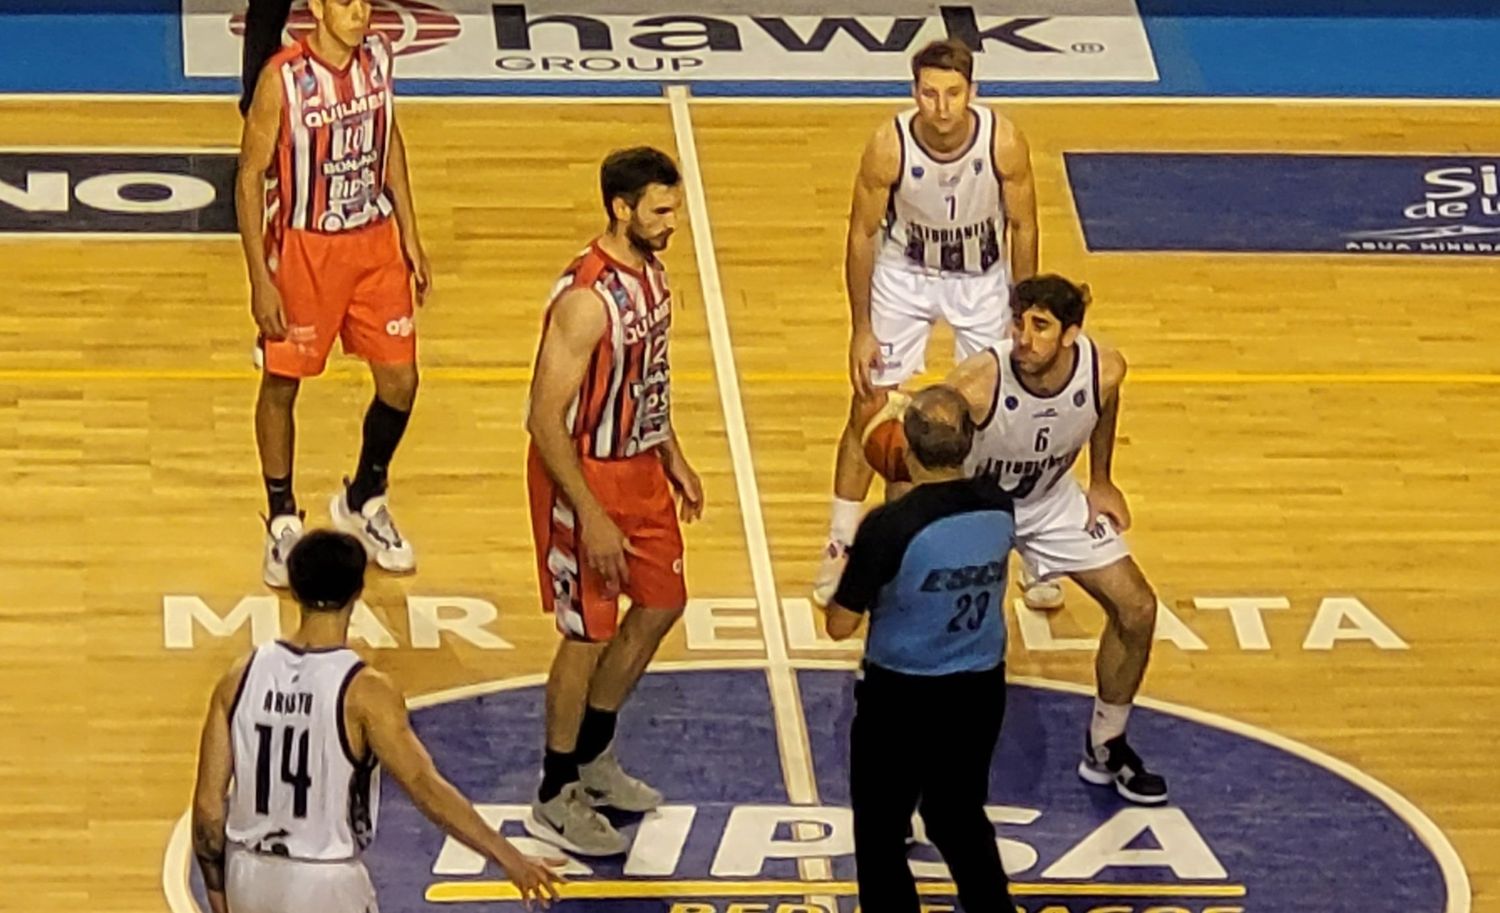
[868,259,1011,388]
[1014,476,1131,580]
[227,847,379,913]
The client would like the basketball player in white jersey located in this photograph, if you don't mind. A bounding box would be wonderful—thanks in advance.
[815,38,1042,609]
[862,275,1167,804]
[191,531,563,912]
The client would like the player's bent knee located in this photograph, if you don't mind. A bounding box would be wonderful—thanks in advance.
[372,364,418,410]
[258,372,300,405]
[1116,589,1158,639]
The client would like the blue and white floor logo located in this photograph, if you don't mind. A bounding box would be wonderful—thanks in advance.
[167,662,1467,913]
[1068,153,1500,256]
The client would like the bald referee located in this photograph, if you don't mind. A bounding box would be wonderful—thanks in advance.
[821,385,1025,913]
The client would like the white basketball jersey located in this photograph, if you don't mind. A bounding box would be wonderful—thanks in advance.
[226,642,380,862]
[880,106,1007,276]
[965,335,1102,501]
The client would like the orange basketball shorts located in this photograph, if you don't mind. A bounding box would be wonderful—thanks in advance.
[527,443,687,642]
[262,218,414,379]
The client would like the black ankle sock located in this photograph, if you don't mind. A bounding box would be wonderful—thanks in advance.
[539,748,579,803]
[265,474,296,518]
[574,705,618,766]
[347,396,411,510]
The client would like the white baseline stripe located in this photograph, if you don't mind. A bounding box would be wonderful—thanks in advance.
[667,83,831,890]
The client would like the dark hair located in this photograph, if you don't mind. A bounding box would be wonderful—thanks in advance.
[600,146,680,222]
[287,530,367,611]
[911,39,974,84]
[1014,274,1091,329]
[903,385,976,469]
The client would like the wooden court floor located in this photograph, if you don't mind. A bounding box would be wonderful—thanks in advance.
[0,96,1496,912]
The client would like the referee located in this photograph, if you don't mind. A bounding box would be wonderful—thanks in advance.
[239,0,294,116]
[821,384,1021,913]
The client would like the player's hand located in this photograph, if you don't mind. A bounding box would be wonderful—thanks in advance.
[404,240,432,307]
[1086,480,1132,533]
[500,852,566,911]
[581,508,633,593]
[250,281,287,341]
[665,452,704,524]
[847,327,882,399]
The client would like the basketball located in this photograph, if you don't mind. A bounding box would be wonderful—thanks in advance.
[859,389,913,483]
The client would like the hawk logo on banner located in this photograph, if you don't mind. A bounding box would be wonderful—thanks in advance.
[184,1,1159,83]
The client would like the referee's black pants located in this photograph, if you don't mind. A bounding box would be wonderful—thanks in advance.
[850,661,1012,913]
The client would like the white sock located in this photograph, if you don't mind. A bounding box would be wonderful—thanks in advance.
[1090,698,1131,749]
[828,497,863,545]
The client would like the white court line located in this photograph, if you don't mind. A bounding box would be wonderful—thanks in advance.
[667,84,834,895]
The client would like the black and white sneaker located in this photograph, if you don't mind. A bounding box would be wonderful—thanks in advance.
[330,479,415,574]
[1078,733,1169,805]
[261,512,305,589]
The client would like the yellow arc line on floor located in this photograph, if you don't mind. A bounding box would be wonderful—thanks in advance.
[424,880,1249,902]
[1,367,1498,386]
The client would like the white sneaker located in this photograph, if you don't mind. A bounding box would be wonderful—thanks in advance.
[262,513,304,589]
[526,782,629,856]
[578,748,663,813]
[1020,564,1065,611]
[330,483,415,574]
[811,537,851,608]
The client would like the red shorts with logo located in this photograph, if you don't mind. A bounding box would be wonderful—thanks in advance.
[262,217,415,379]
[527,443,687,642]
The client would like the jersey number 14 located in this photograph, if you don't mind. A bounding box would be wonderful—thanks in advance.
[254,724,313,819]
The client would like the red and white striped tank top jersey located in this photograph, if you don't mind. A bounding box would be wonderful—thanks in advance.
[545,242,674,461]
[268,33,395,234]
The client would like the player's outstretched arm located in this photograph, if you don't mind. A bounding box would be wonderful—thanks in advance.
[190,656,249,913]
[994,113,1038,283]
[351,668,564,910]
[238,64,286,340]
[845,122,901,398]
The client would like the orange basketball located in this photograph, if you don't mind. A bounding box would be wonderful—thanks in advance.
[860,390,912,483]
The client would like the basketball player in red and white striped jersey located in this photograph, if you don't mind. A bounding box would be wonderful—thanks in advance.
[239,0,431,590]
[523,148,703,856]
